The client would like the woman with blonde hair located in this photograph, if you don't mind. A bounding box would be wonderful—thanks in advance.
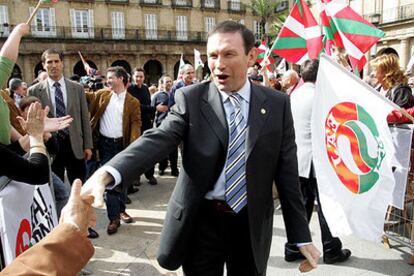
[370,54,414,108]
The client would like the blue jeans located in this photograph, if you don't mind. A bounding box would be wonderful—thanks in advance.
[52,172,70,218]
[99,136,127,221]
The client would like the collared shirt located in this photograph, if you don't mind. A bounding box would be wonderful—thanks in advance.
[99,91,126,138]
[47,77,67,116]
[205,80,251,200]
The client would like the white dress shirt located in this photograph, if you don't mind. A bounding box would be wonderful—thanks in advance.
[99,91,126,138]
[47,77,67,115]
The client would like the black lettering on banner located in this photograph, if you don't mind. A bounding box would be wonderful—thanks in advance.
[30,187,56,243]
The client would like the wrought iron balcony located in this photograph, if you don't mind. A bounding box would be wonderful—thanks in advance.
[6,25,207,43]
[139,0,163,7]
[364,3,414,25]
[171,0,193,8]
[105,0,129,3]
[201,0,220,11]
[227,1,246,14]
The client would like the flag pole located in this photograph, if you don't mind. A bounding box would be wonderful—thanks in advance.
[398,108,414,124]
[78,51,87,64]
[26,0,43,25]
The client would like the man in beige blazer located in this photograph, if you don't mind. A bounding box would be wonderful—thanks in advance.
[28,49,93,184]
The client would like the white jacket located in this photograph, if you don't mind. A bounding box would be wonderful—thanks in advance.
[290,82,315,178]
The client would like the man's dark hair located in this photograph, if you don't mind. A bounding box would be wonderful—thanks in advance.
[208,20,255,55]
[132,67,145,76]
[8,78,22,92]
[301,59,319,83]
[107,66,129,86]
[19,96,40,112]
[41,49,63,63]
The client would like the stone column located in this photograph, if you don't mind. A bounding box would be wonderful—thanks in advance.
[400,38,409,70]
[63,55,71,78]
[22,55,33,83]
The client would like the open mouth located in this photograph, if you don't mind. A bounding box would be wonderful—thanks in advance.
[216,74,229,82]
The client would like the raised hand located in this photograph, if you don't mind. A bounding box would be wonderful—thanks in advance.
[17,102,45,137]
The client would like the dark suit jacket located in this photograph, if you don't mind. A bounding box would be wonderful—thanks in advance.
[127,84,155,131]
[28,79,93,159]
[86,89,142,147]
[107,81,310,273]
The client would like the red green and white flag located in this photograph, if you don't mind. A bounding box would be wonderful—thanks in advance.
[312,55,397,242]
[319,0,385,74]
[256,40,274,70]
[271,0,323,65]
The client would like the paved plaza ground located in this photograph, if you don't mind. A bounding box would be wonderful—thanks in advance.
[84,169,414,276]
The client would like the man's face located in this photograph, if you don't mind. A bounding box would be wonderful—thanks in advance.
[42,53,63,81]
[15,83,27,96]
[106,71,124,91]
[163,76,173,91]
[207,32,256,93]
[133,71,145,87]
[182,66,195,85]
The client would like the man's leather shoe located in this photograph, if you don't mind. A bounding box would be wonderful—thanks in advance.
[284,243,306,262]
[128,186,139,194]
[148,176,158,185]
[120,211,133,223]
[323,249,352,264]
[125,196,132,204]
[107,219,121,235]
[87,227,99,239]
[171,169,179,177]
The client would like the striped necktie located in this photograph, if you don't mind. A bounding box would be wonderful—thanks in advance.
[225,93,247,213]
[54,82,69,138]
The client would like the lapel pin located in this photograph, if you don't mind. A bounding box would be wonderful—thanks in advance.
[261,108,266,115]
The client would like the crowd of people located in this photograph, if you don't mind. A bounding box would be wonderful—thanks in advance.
[1,18,414,275]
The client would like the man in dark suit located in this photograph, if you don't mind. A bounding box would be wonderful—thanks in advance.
[29,49,93,184]
[128,67,158,185]
[82,21,320,275]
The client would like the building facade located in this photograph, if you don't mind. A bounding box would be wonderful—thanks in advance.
[0,0,260,84]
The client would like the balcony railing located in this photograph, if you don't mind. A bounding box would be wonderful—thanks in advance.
[106,0,129,3]
[201,0,220,11]
[227,1,246,14]
[364,3,414,25]
[139,0,163,6]
[171,0,192,8]
[6,25,207,43]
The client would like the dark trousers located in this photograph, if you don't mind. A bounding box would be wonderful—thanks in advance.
[182,201,263,276]
[288,177,341,254]
[99,136,127,221]
[52,135,86,184]
[159,148,178,172]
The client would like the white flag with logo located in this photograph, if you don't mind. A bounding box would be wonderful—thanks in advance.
[194,49,204,70]
[312,55,397,242]
[179,54,185,70]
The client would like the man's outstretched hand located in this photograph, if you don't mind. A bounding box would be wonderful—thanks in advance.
[81,169,114,208]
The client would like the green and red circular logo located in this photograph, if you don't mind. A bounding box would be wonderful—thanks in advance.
[325,102,386,194]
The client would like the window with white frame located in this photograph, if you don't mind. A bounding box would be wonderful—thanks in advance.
[176,15,188,41]
[382,1,398,23]
[0,5,9,37]
[230,0,240,11]
[145,14,157,39]
[204,17,215,34]
[253,20,267,40]
[30,7,56,37]
[204,0,215,8]
[70,9,94,38]
[112,11,125,39]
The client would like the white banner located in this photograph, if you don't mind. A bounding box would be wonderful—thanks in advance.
[0,181,57,265]
[312,55,397,242]
[389,125,413,209]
